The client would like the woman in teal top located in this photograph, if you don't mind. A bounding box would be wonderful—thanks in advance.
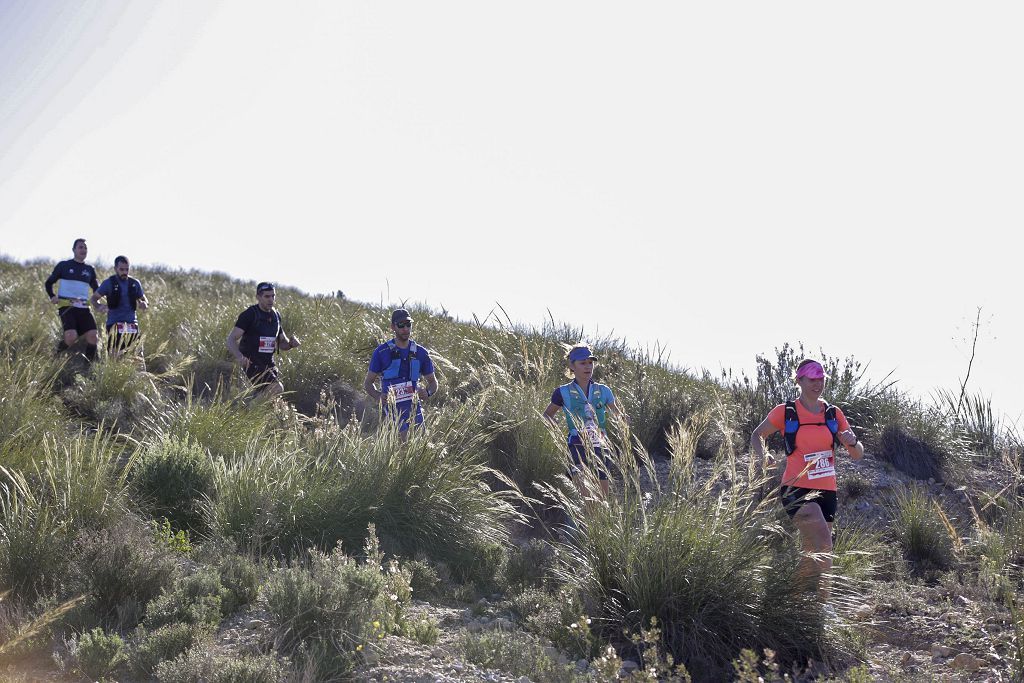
[543,345,626,500]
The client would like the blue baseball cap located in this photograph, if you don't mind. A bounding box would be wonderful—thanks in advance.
[568,346,597,363]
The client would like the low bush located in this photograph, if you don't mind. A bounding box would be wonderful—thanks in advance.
[143,568,234,630]
[130,621,209,678]
[69,516,180,630]
[262,529,411,677]
[132,434,215,533]
[67,627,128,681]
[878,424,948,482]
[504,539,557,589]
[461,628,577,682]
[154,645,287,683]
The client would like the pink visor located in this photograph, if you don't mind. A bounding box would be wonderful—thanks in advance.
[796,361,825,380]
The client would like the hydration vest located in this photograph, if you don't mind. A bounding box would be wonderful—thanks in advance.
[558,381,611,440]
[783,400,841,455]
[381,340,421,383]
[104,276,141,311]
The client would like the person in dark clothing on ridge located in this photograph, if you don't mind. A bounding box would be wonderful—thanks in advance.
[91,255,149,357]
[226,282,301,397]
[44,238,101,362]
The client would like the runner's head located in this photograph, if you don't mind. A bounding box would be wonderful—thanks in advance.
[255,282,276,311]
[391,308,413,340]
[794,358,826,398]
[114,255,130,280]
[566,344,598,380]
[72,238,88,261]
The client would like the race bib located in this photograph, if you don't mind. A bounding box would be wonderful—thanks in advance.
[58,279,91,303]
[804,449,835,480]
[115,322,139,334]
[258,336,277,353]
[390,381,415,403]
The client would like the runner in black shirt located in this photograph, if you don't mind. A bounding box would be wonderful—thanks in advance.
[43,238,101,362]
[226,282,301,397]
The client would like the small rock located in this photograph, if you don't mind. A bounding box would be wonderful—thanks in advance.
[363,649,380,665]
[950,653,981,672]
[931,644,953,658]
[854,604,873,619]
[855,501,871,511]
[517,677,531,683]
[900,651,913,666]
[467,621,484,633]
[576,658,589,672]
[431,648,444,659]
[490,617,512,630]
[247,619,263,629]
[621,660,641,674]
[452,662,464,673]
[490,593,502,601]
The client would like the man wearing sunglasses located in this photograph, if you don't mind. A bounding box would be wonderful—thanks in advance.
[363,308,438,436]
[226,282,301,397]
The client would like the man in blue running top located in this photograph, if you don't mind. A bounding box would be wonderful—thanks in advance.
[226,282,301,397]
[44,238,101,362]
[543,344,628,501]
[91,255,149,357]
[363,308,438,439]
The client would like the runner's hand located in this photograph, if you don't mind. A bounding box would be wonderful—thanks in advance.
[417,386,429,401]
[839,429,857,447]
[289,335,301,349]
[50,296,59,305]
[237,356,250,369]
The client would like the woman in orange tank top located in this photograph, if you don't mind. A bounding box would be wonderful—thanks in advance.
[749,359,864,599]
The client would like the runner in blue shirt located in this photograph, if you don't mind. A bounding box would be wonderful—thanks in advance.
[44,238,101,363]
[91,255,149,356]
[543,344,627,501]
[363,308,438,438]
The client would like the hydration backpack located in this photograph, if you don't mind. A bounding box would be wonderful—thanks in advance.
[783,400,841,455]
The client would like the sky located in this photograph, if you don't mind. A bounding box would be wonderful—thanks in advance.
[1,1,1021,426]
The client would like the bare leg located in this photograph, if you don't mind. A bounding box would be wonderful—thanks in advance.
[792,503,833,600]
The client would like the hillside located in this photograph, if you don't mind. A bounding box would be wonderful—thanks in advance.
[0,257,1021,682]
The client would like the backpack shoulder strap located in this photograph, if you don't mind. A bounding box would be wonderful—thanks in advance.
[783,401,799,455]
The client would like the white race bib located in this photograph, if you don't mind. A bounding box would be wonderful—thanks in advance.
[391,381,415,403]
[804,449,835,480]
[115,322,139,334]
[58,279,91,303]
[258,336,277,353]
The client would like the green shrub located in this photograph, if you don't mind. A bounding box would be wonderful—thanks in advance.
[132,434,215,533]
[215,552,263,614]
[262,530,412,678]
[461,628,577,682]
[509,586,594,660]
[154,645,287,683]
[504,539,556,589]
[405,558,443,600]
[143,568,233,630]
[130,621,208,678]
[69,516,180,630]
[69,627,128,680]
[878,424,948,482]
[888,484,957,576]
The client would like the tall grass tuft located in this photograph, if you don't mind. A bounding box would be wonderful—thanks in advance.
[208,397,521,567]
[887,484,957,576]
[545,408,847,681]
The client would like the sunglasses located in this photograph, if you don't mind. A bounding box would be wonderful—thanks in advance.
[395,321,412,329]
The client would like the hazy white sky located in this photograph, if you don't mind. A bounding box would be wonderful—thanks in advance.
[1,1,1021,424]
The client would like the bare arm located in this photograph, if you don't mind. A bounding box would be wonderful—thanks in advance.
[416,372,438,400]
[364,370,382,402]
[277,328,301,351]
[226,327,249,368]
[750,417,780,466]
[542,402,561,427]
[137,296,149,310]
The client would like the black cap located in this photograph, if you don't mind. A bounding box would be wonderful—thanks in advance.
[391,308,412,324]
[256,282,275,294]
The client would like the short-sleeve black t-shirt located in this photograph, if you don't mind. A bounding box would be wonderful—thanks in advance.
[234,305,282,364]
